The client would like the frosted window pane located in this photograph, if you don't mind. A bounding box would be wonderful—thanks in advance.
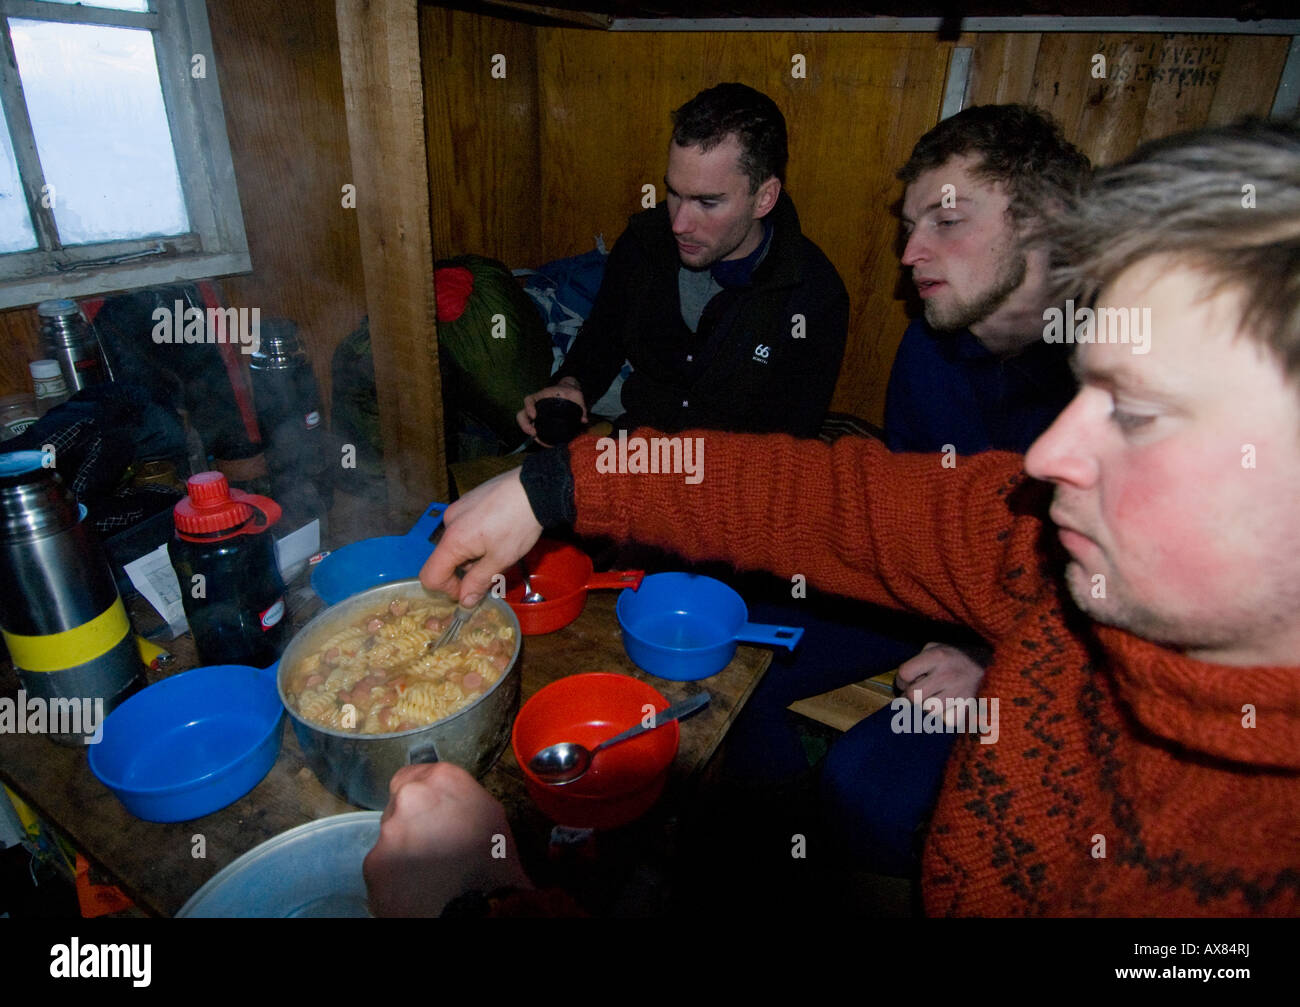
[0,110,37,253]
[9,18,189,246]
[38,1,150,12]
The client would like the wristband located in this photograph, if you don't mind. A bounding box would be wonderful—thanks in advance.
[520,446,576,528]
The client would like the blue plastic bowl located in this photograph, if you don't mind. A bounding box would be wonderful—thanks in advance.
[616,573,803,681]
[88,663,283,823]
[311,502,446,605]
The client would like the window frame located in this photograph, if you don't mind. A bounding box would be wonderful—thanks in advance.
[0,0,250,309]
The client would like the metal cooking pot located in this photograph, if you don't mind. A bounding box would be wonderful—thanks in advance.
[277,579,521,810]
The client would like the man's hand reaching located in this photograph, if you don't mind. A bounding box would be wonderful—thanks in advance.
[419,467,543,607]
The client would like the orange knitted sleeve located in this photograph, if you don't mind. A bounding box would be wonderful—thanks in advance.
[568,429,1056,643]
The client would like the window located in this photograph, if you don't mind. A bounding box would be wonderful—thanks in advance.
[0,0,249,308]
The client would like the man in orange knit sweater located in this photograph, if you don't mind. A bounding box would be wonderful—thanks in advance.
[369,119,1300,916]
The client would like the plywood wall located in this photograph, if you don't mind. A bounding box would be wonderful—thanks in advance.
[964,32,1292,165]
[418,12,1290,426]
[419,9,952,423]
[421,7,543,271]
[0,0,366,429]
[195,0,366,423]
[0,312,40,401]
[530,29,951,426]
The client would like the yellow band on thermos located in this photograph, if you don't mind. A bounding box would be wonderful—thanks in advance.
[2,598,131,672]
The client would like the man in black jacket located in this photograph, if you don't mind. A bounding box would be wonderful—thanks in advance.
[517,83,849,441]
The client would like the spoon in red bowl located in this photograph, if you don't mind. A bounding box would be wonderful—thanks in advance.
[518,559,545,604]
[528,691,711,785]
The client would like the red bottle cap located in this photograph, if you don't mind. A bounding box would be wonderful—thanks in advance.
[173,471,281,540]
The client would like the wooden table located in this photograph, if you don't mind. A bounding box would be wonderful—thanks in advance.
[0,585,772,917]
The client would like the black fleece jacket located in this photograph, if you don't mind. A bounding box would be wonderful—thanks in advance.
[553,190,849,437]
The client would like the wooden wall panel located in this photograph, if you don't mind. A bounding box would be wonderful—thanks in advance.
[0,310,41,401]
[420,8,542,270]
[1136,36,1230,145]
[531,29,952,423]
[205,0,366,424]
[965,33,1042,107]
[1024,35,1106,143]
[967,32,1288,169]
[1207,35,1292,125]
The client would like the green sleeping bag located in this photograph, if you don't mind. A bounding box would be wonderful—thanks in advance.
[434,254,553,449]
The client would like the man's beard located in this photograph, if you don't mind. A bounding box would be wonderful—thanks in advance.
[924,248,1028,332]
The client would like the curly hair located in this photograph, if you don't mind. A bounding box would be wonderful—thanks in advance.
[898,104,1091,228]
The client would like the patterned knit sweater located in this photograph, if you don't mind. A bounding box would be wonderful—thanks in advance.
[564,430,1300,916]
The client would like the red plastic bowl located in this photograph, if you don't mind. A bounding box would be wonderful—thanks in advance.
[511,673,678,829]
[505,540,642,635]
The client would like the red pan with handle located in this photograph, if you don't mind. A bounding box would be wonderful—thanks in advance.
[504,539,643,635]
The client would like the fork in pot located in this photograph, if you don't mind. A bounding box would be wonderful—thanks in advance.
[424,536,477,652]
[428,601,475,652]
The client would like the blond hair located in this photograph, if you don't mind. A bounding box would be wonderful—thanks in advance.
[1049,118,1300,373]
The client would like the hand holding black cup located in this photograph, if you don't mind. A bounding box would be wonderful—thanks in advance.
[532,396,586,445]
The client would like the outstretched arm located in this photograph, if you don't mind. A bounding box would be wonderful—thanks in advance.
[422,429,1052,642]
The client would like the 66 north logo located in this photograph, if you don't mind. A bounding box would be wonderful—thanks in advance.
[751,343,772,364]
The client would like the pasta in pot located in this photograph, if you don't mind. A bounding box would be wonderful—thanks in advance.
[285,597,515,734]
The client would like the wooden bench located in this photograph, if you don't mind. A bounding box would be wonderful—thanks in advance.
[787,669,896,732]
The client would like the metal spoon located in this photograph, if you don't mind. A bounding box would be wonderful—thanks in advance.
[518,560,545,604]
[528,691,711,785]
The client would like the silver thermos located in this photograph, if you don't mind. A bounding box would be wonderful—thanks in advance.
[37,298,111,393]
[0,451,144,745]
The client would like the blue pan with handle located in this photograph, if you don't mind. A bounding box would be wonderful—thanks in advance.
[311,501,447,605]
[616,572,804,681]
[88,663,283,823]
